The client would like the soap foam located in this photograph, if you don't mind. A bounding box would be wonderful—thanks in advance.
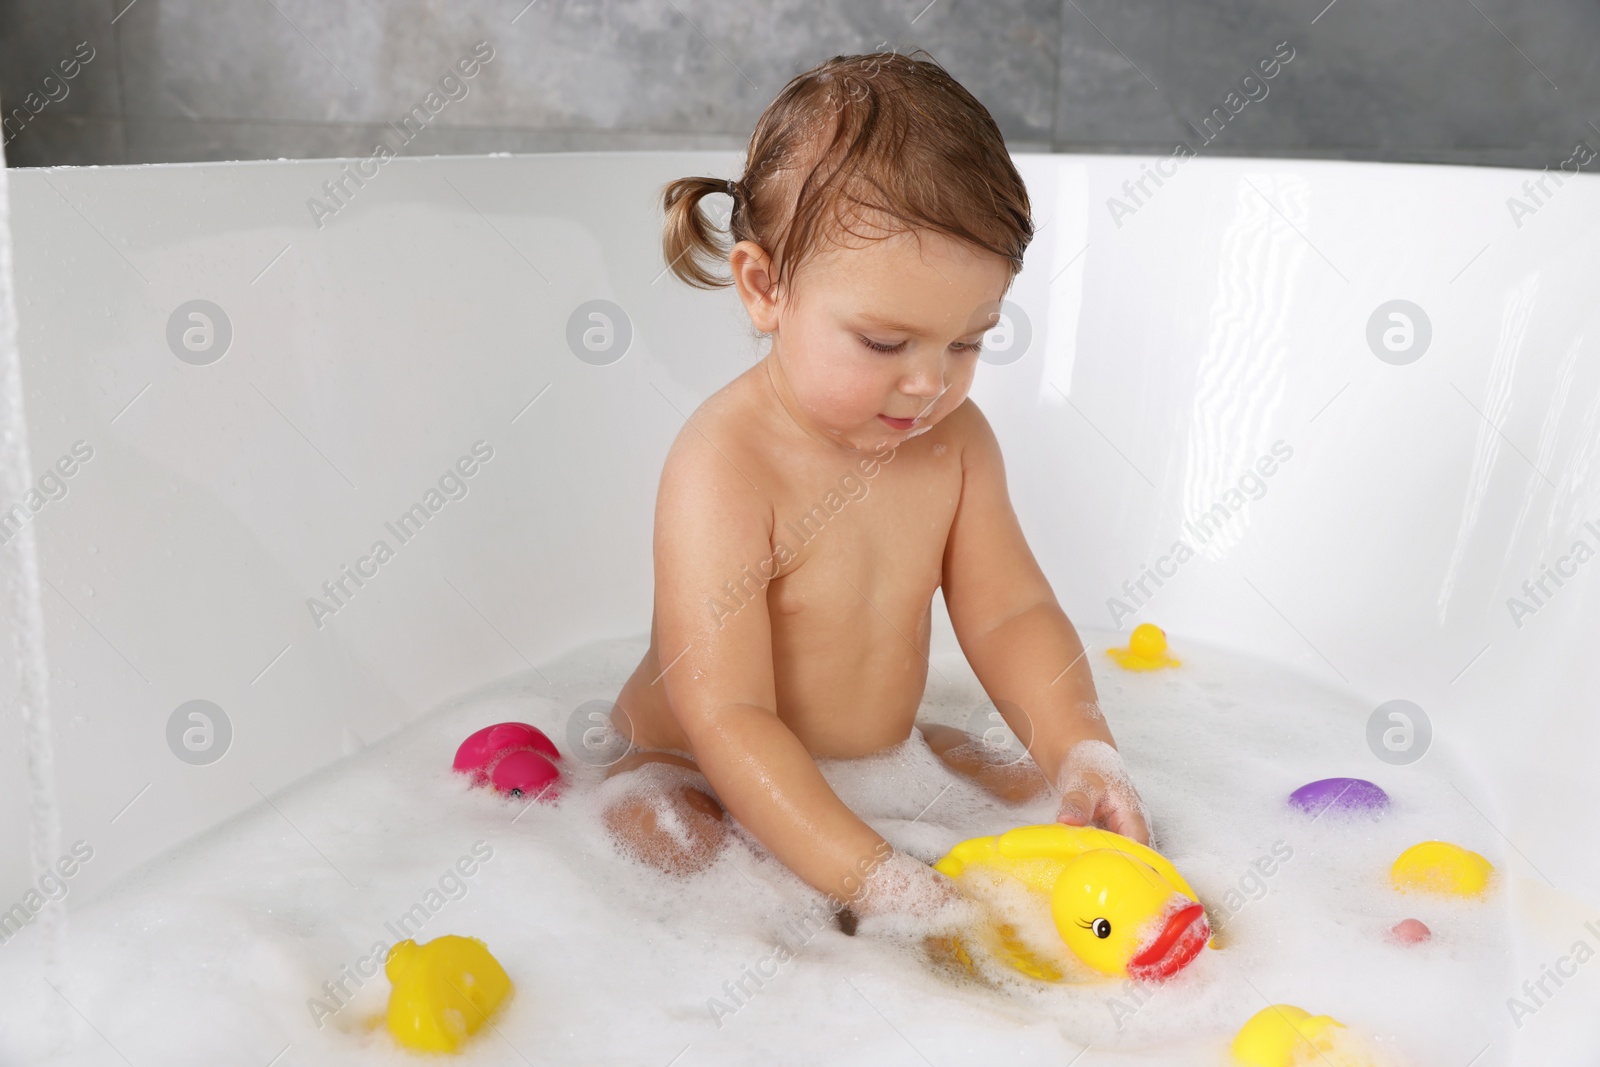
[0,626,1514,1065]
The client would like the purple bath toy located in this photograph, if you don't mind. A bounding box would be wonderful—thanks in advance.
[1288,777,1390,817]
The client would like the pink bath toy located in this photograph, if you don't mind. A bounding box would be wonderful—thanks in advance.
[1388,918,1431,944]
[489,749,562,798]
[454,722,563,800]
[1287,777,1389,817]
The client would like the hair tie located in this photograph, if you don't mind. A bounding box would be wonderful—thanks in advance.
[725,178,739,197]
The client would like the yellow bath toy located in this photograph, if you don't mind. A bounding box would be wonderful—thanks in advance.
[934,823,1212,982]
[1390,840,1494,898]
[1107,623,1180,671]
[1232,1004,1346,1067]
[384,935,513,1053]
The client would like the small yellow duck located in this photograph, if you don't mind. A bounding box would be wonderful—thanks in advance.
[1390,841,1494,898]
[1232,1004,1350,1067]
[384,935,513,1053]
[1107,623,1181,671]
[934,823,1211,982]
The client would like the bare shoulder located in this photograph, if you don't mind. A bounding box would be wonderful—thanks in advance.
[939,397,1003,473]
[656,367,773,527]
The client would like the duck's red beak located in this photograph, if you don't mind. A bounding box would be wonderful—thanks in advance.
[1126,902,1209,982]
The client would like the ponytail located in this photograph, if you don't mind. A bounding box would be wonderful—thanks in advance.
[660,175,741,289]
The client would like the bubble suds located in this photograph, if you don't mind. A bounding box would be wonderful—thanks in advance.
[0,627,1515,1064]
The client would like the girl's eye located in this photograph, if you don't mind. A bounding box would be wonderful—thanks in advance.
[859,336,984,355]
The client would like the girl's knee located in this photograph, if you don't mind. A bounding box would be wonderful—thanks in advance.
[600,757,729,875]
[918,722,983,755]
[920,723,1049,805]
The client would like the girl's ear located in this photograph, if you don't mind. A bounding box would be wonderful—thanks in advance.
[729,240,781,334]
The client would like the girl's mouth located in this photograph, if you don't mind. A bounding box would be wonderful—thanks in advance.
[878,415,917,431]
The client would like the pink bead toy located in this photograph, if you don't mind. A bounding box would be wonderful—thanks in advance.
[1388,918,1431,944]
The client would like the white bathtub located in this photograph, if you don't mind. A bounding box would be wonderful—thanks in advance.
[2,149,1598,1063]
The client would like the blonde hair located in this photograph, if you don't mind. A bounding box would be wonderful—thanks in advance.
[660,50,1034,298]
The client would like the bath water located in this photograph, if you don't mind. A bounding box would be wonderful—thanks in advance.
[0,621,1513,1066]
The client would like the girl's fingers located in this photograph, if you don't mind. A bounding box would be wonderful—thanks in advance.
[1104,799,1151,845]
[1056,789,1094,824]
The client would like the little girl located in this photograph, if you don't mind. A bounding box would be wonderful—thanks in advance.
[600,50,1149,929]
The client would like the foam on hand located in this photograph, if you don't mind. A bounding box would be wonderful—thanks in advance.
[845,847,982,941]
[1054,737,1151,833]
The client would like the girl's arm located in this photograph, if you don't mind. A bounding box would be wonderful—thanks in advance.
[939,401,1150,844]
[650,420,917,909]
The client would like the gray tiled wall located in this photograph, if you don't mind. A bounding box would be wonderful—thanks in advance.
[3,0,1597,170]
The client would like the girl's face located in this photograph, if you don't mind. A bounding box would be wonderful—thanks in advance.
[732,227,1012,454]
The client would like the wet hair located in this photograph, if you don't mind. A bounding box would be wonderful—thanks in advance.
[659,50,1034,300]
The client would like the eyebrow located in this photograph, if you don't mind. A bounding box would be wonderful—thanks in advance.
[856,312,990,337]
[855,312,921,333]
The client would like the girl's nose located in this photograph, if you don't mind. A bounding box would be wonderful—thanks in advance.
[900,353,949,401]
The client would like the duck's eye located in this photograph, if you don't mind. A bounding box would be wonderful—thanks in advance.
[1092,918,1112,939]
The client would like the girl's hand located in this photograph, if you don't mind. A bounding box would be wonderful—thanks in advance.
[843,849,980,938]
[1053,738,1151,846]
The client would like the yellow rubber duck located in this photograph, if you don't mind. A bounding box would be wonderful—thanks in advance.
[1390,841,1494,898]
[933,824,1211,982]
[1107,623,1180,671]
[1232,1004,1349,1067]
[385,935,513,1053]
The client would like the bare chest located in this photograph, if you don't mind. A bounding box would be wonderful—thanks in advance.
[763,442,962,622]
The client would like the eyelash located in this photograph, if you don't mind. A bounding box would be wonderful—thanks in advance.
[858,337,983,355]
